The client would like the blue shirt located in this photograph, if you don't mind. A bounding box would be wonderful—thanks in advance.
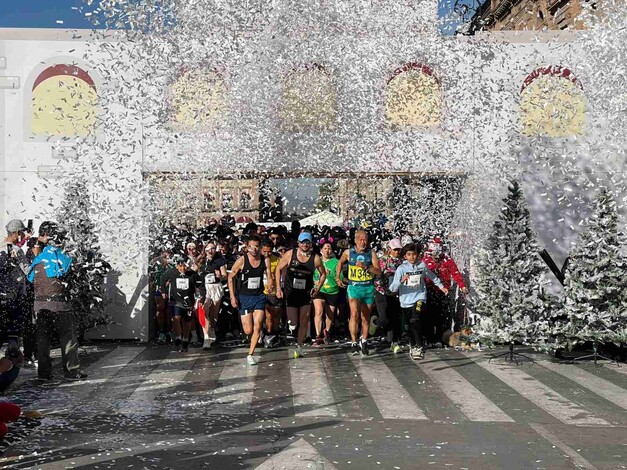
[27,245,73,283]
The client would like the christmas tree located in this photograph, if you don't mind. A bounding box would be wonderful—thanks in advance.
[56,180,112,336]
[557,188,627,349]
[474,180,553,347]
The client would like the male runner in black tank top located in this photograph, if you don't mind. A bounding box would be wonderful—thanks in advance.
[228,236,273,366]
[275,232,326,358]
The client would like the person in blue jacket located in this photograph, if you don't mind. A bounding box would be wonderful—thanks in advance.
[389,243,448,360]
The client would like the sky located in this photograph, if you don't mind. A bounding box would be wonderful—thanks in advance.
[0,0,479,34]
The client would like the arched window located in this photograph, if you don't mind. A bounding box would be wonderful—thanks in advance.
[280,63,337,132]
[169,68,228,130]
[385,63,441,128]
[520,66,585,137]
[31,64,98,138]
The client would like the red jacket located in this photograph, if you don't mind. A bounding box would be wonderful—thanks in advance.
[422,254,467,290]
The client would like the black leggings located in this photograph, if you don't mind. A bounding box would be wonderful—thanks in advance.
[374,291,402,342]
[402,300,425,348]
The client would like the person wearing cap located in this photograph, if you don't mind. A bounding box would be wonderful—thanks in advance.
[160,255,206,352]
[27,221,88,381]
[275,231,326,359]
[0,219,30,357]
[337,229,381,357]
[422,236,468,345]
[374,238,404,353]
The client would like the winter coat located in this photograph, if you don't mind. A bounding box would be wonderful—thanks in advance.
[422,254,466,291]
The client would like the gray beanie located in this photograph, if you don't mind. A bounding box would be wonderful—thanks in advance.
[5,219,26,234]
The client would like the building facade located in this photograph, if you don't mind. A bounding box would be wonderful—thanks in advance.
[471,0,598,32]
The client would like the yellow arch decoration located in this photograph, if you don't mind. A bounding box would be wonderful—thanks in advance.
[170,69,228,130]
[280,64,337,132]
[385,63,441,128]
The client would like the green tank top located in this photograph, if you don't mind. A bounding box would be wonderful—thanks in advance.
[314,257,339,294]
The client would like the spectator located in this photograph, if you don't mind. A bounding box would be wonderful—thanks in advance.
[27,221,87,381]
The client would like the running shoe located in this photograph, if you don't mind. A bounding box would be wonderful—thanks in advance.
[323,329,330,345]
[409,346,424,361]
[174,337,182,349]
[391,342,402,354]
[202,337,213,350]
[293,345,305,359]
[313,336,324,347]
[350,342,360,356]
[247,355,258,366]
[157,332,166,344]
[360,338,369,357]
[181,341,189,353]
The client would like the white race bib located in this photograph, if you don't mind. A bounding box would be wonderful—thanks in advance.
[176,278,190,290]
[293,278,306,290]
[205,273,216,284]
[407,274,421,288]
[247,277,261,290]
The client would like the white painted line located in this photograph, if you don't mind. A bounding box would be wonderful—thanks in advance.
[350,355,428,420]
[474,358,610,426]
[417,357,513,423]
[539,360,627,411]
[117,351,196,415]
[290,350,338,418]
[530,423,597,470]
[255,438,337,469]
[206,351,259,415]
[33,346,146,409]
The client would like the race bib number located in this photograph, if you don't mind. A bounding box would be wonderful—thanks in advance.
[176,278,190,290]
[293,278,306,290]
[205,273,216,284]
[407,274,421,288]
[247,277,261,290]
[348,265,374,282]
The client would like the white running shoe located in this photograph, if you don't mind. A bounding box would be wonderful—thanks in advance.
[409,346,424,361]
[203,338,213,350]
[247,355,258,366]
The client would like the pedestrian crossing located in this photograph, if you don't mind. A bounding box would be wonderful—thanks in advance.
[10,345,627,427]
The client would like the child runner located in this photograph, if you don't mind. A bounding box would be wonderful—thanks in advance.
[389,243,448,360]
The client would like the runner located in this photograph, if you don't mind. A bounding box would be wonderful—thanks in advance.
[160,256,206,352]
[374,239,403,353]
[261,239,281,348]
[198,240,227,350]
[150,250,172,344]
[337,229,381,356]
[227,236,273,365]
[312,238,339,346]
[275,232,326,358]
[389,243,448,360]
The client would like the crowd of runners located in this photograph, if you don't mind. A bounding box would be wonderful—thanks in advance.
[149,221,469,365]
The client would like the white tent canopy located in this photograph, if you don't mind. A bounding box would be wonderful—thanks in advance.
[300,210,343,226]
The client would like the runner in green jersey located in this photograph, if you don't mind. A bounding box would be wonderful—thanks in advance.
[313,240,340,345]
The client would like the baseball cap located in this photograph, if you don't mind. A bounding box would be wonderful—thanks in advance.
[388,238,402,250]
[5,219,26,233]
[298,232,313,243]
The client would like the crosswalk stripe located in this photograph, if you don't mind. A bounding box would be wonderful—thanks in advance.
[206,351,259,414]
[538,360,627,411]
[471,355,610,426]
[350,355,428,420]
[290,350,338,418]
[117,351,200,415]
[32,346,146,410]
[416,356,514,423]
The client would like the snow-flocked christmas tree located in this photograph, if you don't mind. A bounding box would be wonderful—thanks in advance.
[57,180,112,336]
[557,187,627,349]
[474,180,554,347]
